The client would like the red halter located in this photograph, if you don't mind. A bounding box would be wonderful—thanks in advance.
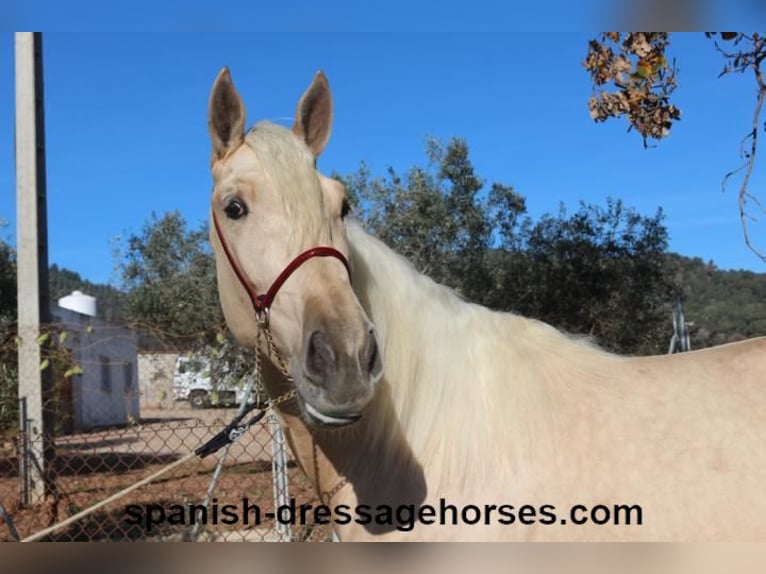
[211,211,352,326]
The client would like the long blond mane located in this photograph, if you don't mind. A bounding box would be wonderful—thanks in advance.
[343,219,621,484]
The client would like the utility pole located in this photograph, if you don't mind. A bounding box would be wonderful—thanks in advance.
[15,32,54,506]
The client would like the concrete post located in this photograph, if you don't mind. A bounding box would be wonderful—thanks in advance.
[15,32,54,505]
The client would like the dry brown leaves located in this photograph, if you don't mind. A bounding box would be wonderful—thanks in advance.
[583,32,680,145]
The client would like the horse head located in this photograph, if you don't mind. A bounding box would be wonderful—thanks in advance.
[207,68,382,427]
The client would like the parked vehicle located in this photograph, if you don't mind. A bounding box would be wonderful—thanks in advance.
[172,354,265,409]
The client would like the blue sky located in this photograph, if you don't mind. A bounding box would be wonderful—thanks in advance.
[1,32,765,286]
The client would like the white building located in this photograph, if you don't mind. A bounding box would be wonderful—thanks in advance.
[53,290,140,430]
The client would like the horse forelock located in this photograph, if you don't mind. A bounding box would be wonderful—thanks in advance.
[242,121,325,248]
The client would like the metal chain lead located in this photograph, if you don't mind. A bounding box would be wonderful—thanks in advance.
[255,326,297,409]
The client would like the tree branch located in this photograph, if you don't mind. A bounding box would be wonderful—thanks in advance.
[717,34,766,263]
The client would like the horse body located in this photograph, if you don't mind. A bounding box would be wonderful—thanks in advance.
[282,223,766,541]
[206,68,766,541]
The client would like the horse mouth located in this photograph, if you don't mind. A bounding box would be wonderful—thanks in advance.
[303,400,362,427]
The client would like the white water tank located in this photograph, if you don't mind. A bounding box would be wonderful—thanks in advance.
[58,290,97,317]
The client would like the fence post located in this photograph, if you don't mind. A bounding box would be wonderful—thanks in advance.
[668,297,691,354]
[17,397,29,507]
[270,411,292,541]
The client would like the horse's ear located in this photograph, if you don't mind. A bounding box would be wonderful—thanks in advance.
[292,71,333,158]
[208,67,246,162]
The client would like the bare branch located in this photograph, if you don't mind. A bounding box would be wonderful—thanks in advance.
[588,32,766,263]
[715,32,766,263]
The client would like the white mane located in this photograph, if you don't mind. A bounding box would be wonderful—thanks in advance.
[344,220,621,486]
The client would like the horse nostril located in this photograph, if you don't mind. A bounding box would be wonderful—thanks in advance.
[305,330,335,382]
[365,331,382,380]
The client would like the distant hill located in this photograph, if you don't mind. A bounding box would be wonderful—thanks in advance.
[666,254,766,349]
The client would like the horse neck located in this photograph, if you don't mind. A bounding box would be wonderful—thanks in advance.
[344,223,536,464]
[344,223,606,475]
[346,222,467,415]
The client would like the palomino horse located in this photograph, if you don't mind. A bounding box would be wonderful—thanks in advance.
[206,68,766,541]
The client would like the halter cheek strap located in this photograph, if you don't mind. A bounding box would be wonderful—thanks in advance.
[211,210,352,326]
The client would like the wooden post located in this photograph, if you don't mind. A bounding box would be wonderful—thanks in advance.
[15,32,54,505]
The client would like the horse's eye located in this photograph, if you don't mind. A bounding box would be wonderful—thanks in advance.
[224,199,247,220]
[340,198,351,220]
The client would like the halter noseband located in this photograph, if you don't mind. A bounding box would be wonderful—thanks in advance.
[211,210,351,326]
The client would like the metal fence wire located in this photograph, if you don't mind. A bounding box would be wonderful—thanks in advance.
[0,405,332,542]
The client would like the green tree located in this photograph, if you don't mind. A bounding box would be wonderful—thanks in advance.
[343,137,674,355]
[0,239,16,324]
[0,239,18,433]
[342,137,526,305]
[119,211,222,349]
[505,200,673,355]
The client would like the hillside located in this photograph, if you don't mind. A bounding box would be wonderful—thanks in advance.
[667,254,766,348]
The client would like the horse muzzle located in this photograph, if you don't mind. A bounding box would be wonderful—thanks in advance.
[296,324,382,427]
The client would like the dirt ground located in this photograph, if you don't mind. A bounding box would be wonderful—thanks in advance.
[0,403,331,542]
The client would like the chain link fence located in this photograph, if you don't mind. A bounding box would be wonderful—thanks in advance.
[1,405,331,542]
[0,329,332,542]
